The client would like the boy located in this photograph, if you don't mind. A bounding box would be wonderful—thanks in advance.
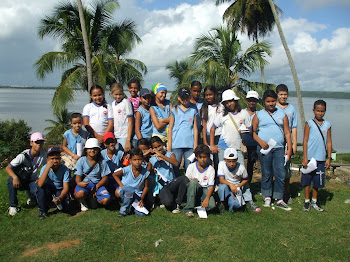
[127,78,142,114]
[301,100,332,212]
[276,84,298,204]
[217,148,261,213]
[36,147,71,219]
[6,132,47,216]
[184,144,215,218]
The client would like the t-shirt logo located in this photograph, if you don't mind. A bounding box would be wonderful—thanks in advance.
[104,110,107,115]
[289,113,292,118]
[118,109,121,113]
[239,120,243,124]
[204,176,207,180]
[278,118,282,123]
[189,118,193,123]
[323,130,327,135]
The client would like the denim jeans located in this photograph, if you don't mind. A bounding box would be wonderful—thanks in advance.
[36,183,69,212]
[8,177,38,207]
[257,146,286,200]
[172,148,193,175]
[119,186,146,216]
[218,184,252,211]
[218,148,244,166]
[184,180,215,212]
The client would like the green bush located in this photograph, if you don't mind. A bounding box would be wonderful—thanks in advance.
[0,119,31,166]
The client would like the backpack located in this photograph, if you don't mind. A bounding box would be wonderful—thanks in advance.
[12,152,33,184]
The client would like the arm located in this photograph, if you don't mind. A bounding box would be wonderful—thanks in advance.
[112,169,124,188]
[139,178,149,207]
[153,151,179,167]
[54,182,69,205]
[75,174,89,188]
[325,127,332,169]
[37,162,53,188]
[193,115,198,150]
[83,117,101,142]
[5,165,21,188]
[219,176,238,194]
[62,138,80,160]
[125,116,134,152]
[283,116,292,159]
[210,125,218,153]
[167,114,174,152]
[201,186,214,208]
[150,107,168,130]
[135,111,143,140]
[292,127,298,154]
[202,119,208,145]
[105,119,114,134]
[302,122,310,167]
[252,115,268,149]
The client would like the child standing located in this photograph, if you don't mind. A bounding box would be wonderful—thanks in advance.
[184,145,216,218]
[127,78,141,114]
[6,132,47,216]
[74,138,111,211]
[110,82,133,152]
[83,85,113,144]
[112,148,150,216]
[150,83,172,144]
[301,100,332,212]
[168,88,198,173]
[189,81,204,142]
[217,148,261,213]
[134,88,153,144]
[36,147,71,219]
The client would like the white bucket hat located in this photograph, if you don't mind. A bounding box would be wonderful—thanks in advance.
[84,138,101,149]
[246,90,259,99]
[224,148,238,160]
[221,89,240,102]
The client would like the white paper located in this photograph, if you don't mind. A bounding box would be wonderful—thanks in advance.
[284,155,289,166]
[239,124,250,133]
[132,200,149,215]
[195,206,208,218]
[76,143,83,156]
[301,158,317,174]
[260,138,277,155]
[187,153,196,163]
[234,188,245,206]
[155,168,168,183]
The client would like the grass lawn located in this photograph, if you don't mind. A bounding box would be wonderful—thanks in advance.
[0,169,349,261]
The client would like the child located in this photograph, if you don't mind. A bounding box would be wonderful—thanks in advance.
[252,90,292,211]
[112,148,150,216]
[110,82,134,152]
[137,138,153,171]
[184,145,215,217]
[6,132,47,216]
[275,84,298,204]
[217,148,261,213]
[150,136,188,213]
[189,81,204,142]
[127,78,141,114]
[210,89,251,165]
[61,112,89,170]
[150,83,172,144]
[168,87,198,173]
[83,85,114,144]
[301,100,332,212]
[134,88,153,145]
[101,132,124,174]
[36,147,71,219]
[242,91,260,182]
[74,138,111,211]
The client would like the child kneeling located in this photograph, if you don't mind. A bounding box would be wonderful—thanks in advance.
[36,147,71,219]
[218,148,261,213]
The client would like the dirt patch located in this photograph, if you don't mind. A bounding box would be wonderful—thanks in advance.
[22,238,82,257]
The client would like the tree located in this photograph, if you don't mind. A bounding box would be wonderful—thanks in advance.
[44,108,71,146]
[35,0,147,114]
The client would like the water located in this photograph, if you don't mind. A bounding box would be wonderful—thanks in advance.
[0,88,349,153]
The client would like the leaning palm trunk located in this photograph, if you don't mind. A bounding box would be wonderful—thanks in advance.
[268,0,305,132]
[77,0,93,92]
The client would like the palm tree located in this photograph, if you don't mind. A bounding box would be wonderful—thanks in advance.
[35,0,147,114]
[44,108,71,146]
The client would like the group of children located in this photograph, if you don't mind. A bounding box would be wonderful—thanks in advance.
[6,79,332,218]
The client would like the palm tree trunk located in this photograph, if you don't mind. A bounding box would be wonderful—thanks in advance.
[256,37,266,84]
[268,0,305,132]
[77,0,93,92]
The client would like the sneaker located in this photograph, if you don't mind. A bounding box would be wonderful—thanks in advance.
[172,204,181,214]
[276,200,292,211]
[185,211,194,218]
[263,197,271,207]
[311,201,324,212]
[80,200,89,212]
[159,204,165,208]
[27,197,37,206]
[117,212,126,217]
[219,204,226,215]
[303,201,311,211]
[8,207,20,216]
[38,211,48,219]
[248,201,261,213]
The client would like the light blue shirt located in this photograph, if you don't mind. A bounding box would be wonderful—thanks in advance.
[135,106,153,139]
[151,100,171,136]
[63,129,89,155]
[242,109,258,147]
[307,119,331,161]
[276,104,297,130]
[74,157,111,184]
[39,164,71,190]
[121,165,149,196]
[101,147,124,173]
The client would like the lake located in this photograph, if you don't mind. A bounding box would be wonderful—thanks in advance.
[0,88,349,153]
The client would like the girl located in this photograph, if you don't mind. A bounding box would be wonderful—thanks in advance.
[150,83,172,144]
[110,82,133,152]
[252,90,292,211]
[189,81,204,111]
[83,85,113,144]
[134,88,153,146]
[74,138,111,211]
[127,78,141,114]
[210,89,251,165]
[168,87,198,174]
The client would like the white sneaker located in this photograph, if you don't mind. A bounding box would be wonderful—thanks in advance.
[27,197,37,206]
[80,200,89,212]
[172,204,181,214]
[276,200,292,211]
[263,197,271,207]
[9,207,19,216]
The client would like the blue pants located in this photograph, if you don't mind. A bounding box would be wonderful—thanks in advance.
[172,148,193,175]
[8,177,37,207]
[218,184,252,211]
[119,186,146,216]
[36,183,69,212]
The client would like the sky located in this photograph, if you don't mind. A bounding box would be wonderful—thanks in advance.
[0,0,349,92]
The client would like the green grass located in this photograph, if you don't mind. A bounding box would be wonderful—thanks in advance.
[0,169,349,261]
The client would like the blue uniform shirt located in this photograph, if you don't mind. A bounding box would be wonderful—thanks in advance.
[276,104,297,130]
[74,157,111,184]
[39,164,71,190]
[151,100,171,136]
[63,129,89,155]
[306,119,331,161]
[101,147,124,173]
[135,106,153,139]
[121,165,149,196]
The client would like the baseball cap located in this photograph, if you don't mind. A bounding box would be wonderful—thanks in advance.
[246,91,259,100]
[47,147,61,156]
[30,132,45,142]
[224,148,238,160]
[178,87,190,97]
[151,83,167,94]
[140,88,151,97]
[103,132,116,143]
[84,138,101,149]
[221,89,240,102]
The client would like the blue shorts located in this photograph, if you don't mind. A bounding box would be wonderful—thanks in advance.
[75,182,110,201]
[301,161,325,188]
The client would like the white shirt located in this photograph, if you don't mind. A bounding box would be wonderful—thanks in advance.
[82,102,113,135]
[185,162,215,188]
[217,161,248,186]
[206,104,223,136]
[112,99,133,138]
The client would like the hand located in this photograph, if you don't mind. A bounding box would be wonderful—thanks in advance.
[46,160,54,169]
[259,140,269,150]
[302,158,308,168]
[73,154,80,160]
[229,184,238,194]
[153,149,164,160]
[124,141,131,153]
[292,143,297,155]
[52,197,61,205]
[325,158,331,169]
[210,145,219,154]
[201,198,209,208]
[138,199,144,207]
[91,186,97,198]
[78,181,89,188]
[12,176,21,188]
[96,134,104,144]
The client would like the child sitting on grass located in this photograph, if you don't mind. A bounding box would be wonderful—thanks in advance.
[184,144,215,218]
[217,148,261,213]
[301,100,332,212]
[36,147,71,219]
[112,148,150,216]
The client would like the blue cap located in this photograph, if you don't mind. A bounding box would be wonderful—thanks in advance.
[47,147,60,155]
[178,87,190,97]
[140,88,151,97]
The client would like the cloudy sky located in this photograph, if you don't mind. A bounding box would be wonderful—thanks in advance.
[0,0,349,91]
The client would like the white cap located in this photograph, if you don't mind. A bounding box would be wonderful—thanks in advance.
[246,91,259,99]
[84,138,101,149]
[224,148,238,160]
[221,89,240,102]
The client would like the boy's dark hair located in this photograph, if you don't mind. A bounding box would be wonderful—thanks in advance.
[190,81,202,89]
[127,78,141,88]
[276,84,288,94]
[150,136,163,146]
[130,148,143,159]
[194,144,211,157]
[137,138,150,147]
[201,85,218,121]
[314,99,327,110]
[70,112,82,121]
[262,90,277,101]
